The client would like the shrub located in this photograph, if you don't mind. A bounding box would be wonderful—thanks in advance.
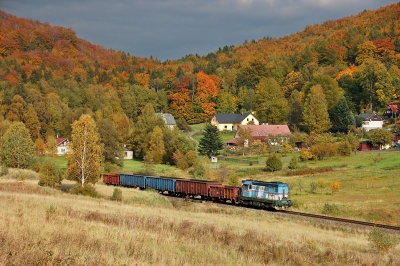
[337,140,352,156]
[70,184,99,198]
[173,150,188,170]
[265,153,282,172]
[0,166,8,176]
[288,156,299,169]
[368,228,396,253]
[330,181,340,193]
[309,181,317,193]
[38,158,62,187]
[310,142,336,160]
[111,188,123,201]
[300,148,313,161]
[226,175,239,187]
[103,162,121,173]
[321,203,340,215]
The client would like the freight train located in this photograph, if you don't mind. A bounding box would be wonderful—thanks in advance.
[103,173,292,209]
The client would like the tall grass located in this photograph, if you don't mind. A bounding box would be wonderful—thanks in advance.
[0,178,399,265]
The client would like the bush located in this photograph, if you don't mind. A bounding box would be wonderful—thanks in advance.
[265,153,282,172]
[288,156,299,169]
[321,203,340,215]
[309,181,317,193]
[70,184,99,198]
[368,228,396,253]
[0,166,8,176]
[226,175,239,187]
[337,140,352,156]
[310,142,337,160]
[300,148,313,161]
[330,181,340,193]
[103,162,121,173]
[38,158,62,187]
[111,188,123,201]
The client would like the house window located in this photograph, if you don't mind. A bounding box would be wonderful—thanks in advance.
[61,149,65,154]
[224,125,227,129]
[247,118,249,121]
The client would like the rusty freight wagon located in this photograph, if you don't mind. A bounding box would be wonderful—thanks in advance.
[175,179,222,199]
[209,185,240,203]
[103,174,120,186]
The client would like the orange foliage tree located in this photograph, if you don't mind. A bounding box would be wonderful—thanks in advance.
[195,71,219,121]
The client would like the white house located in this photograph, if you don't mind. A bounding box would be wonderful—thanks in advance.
[358,112,384,131]
[211,113,259,131]
[158,113,177,129]
[55,137,69,156]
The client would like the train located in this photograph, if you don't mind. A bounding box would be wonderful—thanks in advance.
[103,173,293,209]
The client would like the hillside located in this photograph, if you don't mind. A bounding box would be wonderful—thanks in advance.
[0,3,399,138]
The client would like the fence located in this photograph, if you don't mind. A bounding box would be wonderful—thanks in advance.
[217,156,262,165]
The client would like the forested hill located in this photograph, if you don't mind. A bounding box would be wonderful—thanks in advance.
[0,3,399,141]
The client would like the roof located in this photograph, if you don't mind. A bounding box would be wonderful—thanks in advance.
[214,113,252,123]
[238,124,291,137]
[358,112,384,121]
[159,113,176,125]
[56,138,68,146]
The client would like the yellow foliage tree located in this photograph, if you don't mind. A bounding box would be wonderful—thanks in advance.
[67,115,103,187]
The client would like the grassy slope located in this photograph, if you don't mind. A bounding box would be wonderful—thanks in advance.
[0,177,399,265]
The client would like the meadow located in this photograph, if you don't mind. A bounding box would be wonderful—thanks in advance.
[0,174,399,265]
[3,137,399,265]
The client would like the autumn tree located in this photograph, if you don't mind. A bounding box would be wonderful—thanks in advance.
[66,115,103,187]
[255,77,288,124]
[237,87,256,112]
[196,72,219,121]
[368,128,394,149]
[198,124,223,157]
[288,90,304,131]
[216,90,237,113]
[303,74,344,111]
[1,122,35,168]
[303,85,331,133]
[236,126,253,156]
[129,104,165,159]
[97,118,124,167]
[147,126,165,164]
[354,59,392,111]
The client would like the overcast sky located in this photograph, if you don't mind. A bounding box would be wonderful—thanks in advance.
[1,0,398,61]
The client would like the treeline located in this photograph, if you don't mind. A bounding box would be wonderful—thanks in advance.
[0,4,399,161]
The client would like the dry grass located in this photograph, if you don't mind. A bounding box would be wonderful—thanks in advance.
[0,176,399,265]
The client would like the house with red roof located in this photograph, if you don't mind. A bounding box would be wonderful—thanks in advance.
[226,124,291,146]
[55,137,69,156]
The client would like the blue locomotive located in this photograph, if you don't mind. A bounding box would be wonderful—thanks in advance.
[103,174,292,209]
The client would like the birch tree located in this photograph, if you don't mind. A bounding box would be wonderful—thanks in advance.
[67,115,102,187]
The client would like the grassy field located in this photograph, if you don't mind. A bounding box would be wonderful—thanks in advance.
[0,175,399,265]
[4,125,400,264]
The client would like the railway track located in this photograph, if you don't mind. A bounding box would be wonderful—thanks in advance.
[166,195,400,232]
[183,197,400,232]
[277,210,400,232]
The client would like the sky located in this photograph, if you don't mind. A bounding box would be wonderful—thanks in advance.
[1,0,398,62]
